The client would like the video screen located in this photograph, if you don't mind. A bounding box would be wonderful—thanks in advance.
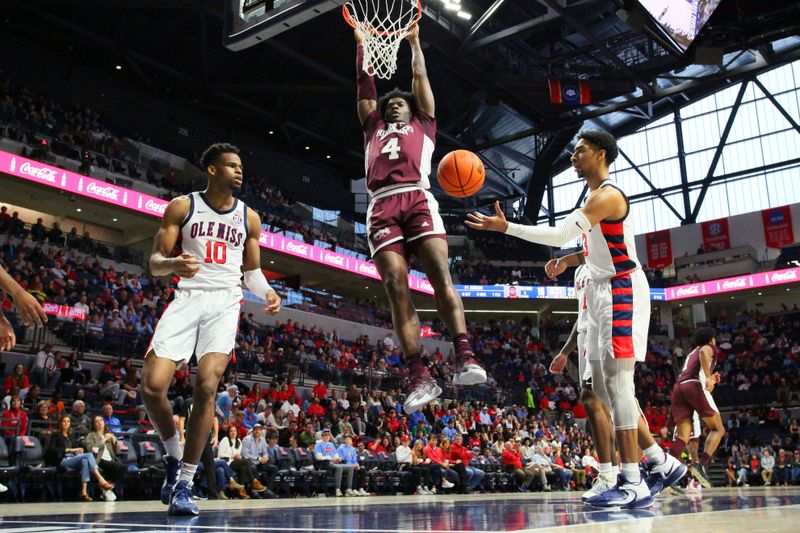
[637,0,723,51]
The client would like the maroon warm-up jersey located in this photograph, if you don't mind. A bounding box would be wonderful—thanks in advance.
[677,344,719,384]
[362,109,436,196]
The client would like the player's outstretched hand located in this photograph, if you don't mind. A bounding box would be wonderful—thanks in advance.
[406,23,419,42]
[0,315,16,351]
[14,290,47,327]
[549,353,568,374]
[171,253,202,279]
[465,201,509,232]
[265,289,281,315]
[544,258,568,281]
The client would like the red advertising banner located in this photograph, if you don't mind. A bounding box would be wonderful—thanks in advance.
[762,205,794,249]
[645,229,673,269]
[42,302,87,321]
[701,218,730,252]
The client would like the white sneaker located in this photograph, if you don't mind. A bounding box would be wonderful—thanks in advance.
[452,357,487,386]
[345,489,356,496]
[0,483,7,493]
[442,480,455,489]
[416,485,427,495]
[403,372,443,414]
[358,488,368,496]
[584,475,653,509]
[336,489,343,497]
[101,489,117,502]
[582,475,614,501]
[428,487,437,495]
[645,453,687,496]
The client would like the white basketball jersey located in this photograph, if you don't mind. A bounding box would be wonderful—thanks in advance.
[583,180,641,282]
[574,264,591,335]
[178,192,247,291]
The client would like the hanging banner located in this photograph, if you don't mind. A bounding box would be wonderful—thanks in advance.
[701,217,730,251]
[645,229,673,269]
[762,205,794,249]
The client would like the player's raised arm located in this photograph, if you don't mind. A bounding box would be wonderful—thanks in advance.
[149,196,200,278]
[243,207,281,315]
[406,24,434,117]
[355,29,378,126]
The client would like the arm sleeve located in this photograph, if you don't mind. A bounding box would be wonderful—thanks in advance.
[504,209,591,248]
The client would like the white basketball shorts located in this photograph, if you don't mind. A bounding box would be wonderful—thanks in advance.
[148,287,243,364]
[585,268,650,362]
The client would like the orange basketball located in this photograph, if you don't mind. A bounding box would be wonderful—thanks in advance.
[436,150,485,198]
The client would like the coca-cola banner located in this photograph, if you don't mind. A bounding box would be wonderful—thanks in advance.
[666,266,800,301]
[701,217,730,252]
[762,205,794,249]
[2,151,168,218]
[645,229,673,269]
[42,302,87,320]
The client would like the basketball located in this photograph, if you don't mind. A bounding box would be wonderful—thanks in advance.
[437,149,485,198]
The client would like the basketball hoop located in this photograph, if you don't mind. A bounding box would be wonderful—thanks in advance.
[343,0,422,80]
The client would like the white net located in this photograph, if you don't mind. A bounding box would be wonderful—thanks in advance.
[344,0,421,80]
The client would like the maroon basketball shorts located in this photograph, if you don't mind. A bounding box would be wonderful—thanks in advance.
[366,188,446,257]
[670,380,719,423]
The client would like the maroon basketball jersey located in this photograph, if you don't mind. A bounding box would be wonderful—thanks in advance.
[362,110,436,195]
[677,344,718,384]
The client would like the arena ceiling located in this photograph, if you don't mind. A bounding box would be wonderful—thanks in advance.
[3,0,800,216]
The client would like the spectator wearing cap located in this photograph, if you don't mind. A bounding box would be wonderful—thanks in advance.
[242,401,258,430]
[242,424,279,496]
[315,428,354,497]
[216,385,237,421]
[337,434,367,496]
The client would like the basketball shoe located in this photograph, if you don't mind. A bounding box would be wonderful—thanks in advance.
[161,456,181,505]
[690,463,712,488]
[644,453,687,497]
[403,369,442,414]
[451,335,487,386]
[581,473,616,502]
[169,480,199,516]
[584,475,653,509]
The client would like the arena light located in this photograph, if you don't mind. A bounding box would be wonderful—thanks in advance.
[76,208,82,212]
[268,130,274,135]
[457,11,472,19]
[115,65,122,70]
[551,310,578,314]
[112,218,118,222]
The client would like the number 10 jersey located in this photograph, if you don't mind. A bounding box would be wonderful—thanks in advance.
[178,191,247,291]
[362,109,436,198]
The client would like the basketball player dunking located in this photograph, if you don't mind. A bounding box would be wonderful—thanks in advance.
[354,24,486,414]
[142,143,281,516]
[466,130,685,509]
[669,327,725,488]
[549,263,620,501]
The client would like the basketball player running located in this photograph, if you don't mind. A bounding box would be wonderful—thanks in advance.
[143,143,281,516]
[669,327,725,488]
[354,25,485,415]
[466,130,685,508]
[549,263,620,501]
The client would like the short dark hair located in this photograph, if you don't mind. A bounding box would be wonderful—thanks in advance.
[694,327,716,347]
[200,143,240,170]
[378,88,416,119]
[577,130,618,166]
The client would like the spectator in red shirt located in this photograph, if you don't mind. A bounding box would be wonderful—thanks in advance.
[2,395,28,436]
[424,435,458,489]
[451,434,485,492]
[4,364,30,396]
[312,381,328,399]
[501,441,532,491]
[307,396,325,418]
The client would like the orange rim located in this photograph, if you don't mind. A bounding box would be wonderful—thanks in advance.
[342,0,422,37]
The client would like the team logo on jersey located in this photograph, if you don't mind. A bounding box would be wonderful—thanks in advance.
[372,228,391,241]
[232,213,243,226]
[376,123,414,141]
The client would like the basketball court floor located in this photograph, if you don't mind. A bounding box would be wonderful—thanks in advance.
[0,487,797,533]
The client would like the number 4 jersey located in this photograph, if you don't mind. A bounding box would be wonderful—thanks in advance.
[362,109,436,197]
[178,191,247,291]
